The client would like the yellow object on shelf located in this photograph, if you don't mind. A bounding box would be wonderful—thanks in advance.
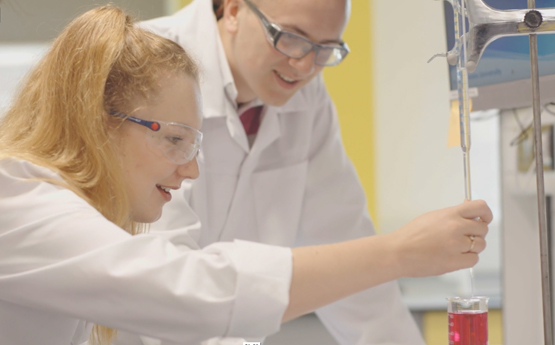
[447,98,473,148]
[177,0,193,8]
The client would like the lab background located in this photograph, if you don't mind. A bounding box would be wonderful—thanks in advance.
[2,0,548,344]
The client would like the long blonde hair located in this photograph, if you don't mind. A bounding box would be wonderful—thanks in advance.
[0,5,198,344]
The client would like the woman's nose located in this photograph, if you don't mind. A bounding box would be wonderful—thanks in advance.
[177,156,200,180]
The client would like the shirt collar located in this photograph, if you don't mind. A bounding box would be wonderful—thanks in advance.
[237,99,264,116]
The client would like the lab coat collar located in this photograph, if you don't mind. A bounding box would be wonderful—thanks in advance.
[170,0,233,119]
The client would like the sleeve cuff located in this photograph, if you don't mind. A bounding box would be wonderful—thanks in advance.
[223,240,292,338]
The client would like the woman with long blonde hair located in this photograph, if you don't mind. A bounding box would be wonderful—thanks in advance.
[0,5,492,345]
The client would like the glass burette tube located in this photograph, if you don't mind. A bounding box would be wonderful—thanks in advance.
[453,0,475,297]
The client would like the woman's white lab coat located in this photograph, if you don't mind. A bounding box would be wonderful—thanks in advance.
[141,0,426,344]
[0,158,291,345]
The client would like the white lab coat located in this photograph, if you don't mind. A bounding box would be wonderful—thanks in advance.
[135,1,427,345]
[0,158,292,345]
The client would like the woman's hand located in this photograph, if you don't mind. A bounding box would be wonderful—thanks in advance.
[386,199,493,278]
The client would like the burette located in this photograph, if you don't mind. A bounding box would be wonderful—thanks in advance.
[452,0,472,204]
[448,0,476,297]
[429,0,475,297]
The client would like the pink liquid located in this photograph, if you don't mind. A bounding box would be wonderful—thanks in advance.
[448,311,488,345]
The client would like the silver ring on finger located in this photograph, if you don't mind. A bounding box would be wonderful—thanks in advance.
[468,235,476,252]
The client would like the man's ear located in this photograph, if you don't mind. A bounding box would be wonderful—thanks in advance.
[220,0,241,34]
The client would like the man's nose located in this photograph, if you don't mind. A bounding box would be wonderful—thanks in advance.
[288,50,316,76]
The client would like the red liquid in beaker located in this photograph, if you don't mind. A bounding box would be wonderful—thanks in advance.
[448,311,488,345]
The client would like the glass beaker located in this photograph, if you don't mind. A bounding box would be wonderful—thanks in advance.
[447,296,489,345]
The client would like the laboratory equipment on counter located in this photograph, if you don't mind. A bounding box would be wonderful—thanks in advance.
[439,0,555,343]
[448,297,489,345]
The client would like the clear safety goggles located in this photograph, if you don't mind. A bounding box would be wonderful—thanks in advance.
[111,112,203,165]
[244,0,350,67]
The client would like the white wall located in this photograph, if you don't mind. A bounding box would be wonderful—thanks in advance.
[0,44,50,117]
[374,1,459,235]
[0,0,167,42]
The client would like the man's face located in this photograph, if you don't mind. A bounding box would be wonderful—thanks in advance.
[221,0,349,106]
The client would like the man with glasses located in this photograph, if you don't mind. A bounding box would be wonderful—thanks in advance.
[135,0,427,344]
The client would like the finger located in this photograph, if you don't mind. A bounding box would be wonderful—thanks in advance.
[455,234,485,254]
[471,236,486,253]
[458,200,493,224]
[460,235,486,254]
[461,218,489,238]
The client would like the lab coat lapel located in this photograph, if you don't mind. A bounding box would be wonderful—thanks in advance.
[226,113,250,153]
[217,92,310,241]
[216,108,281,241]
[184,0,250,151]
[179,0,229,120]
[250,107,280,156]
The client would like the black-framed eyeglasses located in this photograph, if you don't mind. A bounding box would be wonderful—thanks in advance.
[110,111,203,165]
[243,0,349,67]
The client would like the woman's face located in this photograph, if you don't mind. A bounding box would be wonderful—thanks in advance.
[117,73,202,223]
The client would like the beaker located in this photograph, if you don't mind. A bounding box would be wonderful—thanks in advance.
[447,296,489,345]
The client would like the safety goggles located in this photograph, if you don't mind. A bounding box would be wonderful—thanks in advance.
[243,0,349,67]
[111,112,203,165]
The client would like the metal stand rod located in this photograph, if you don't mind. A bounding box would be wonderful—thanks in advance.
[528,0,554,340]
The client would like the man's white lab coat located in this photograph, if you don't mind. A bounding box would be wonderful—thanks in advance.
[0,158,291,345]
[140,0,426,344]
